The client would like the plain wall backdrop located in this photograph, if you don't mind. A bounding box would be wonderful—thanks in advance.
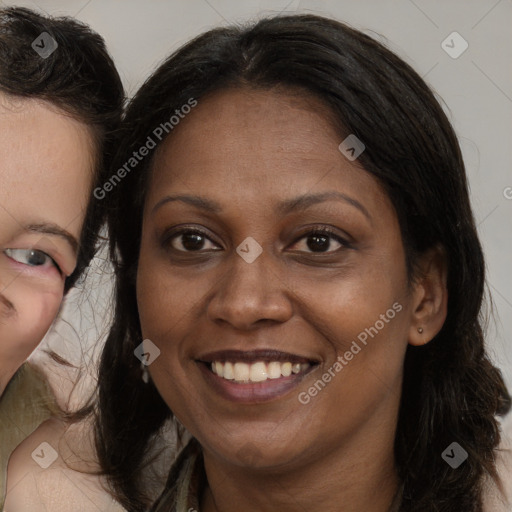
[4,0,510,426]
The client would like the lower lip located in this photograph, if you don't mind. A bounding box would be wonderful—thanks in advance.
[198,362,313,403]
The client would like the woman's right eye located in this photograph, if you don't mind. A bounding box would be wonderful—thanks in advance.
[4,248,57,269]
[166,229,221,252]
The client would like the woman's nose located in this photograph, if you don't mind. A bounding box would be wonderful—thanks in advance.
[206,247,294,330]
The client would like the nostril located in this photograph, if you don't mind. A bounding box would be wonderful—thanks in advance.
[0,293,16,317]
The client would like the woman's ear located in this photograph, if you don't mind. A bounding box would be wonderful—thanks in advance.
[408,244,448,346]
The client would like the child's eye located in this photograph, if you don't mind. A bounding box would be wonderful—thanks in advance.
[4,248,58,269]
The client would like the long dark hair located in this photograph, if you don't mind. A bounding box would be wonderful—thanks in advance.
[0,6,124,291]
[93,14,511,511]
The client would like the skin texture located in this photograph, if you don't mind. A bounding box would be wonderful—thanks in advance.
[137,88,448,512]
[0,93,93,396]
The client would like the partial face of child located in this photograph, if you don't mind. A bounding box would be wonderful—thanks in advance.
[0,93,94,396]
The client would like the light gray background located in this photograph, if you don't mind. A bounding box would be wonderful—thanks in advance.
[4,0,510,419]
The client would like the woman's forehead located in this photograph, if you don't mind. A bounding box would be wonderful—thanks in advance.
[151,89,355,186]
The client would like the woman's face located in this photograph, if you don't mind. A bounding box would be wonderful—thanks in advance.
[0,93,93,395]
[137,88,418,470]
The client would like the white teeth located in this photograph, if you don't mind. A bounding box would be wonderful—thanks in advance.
[210,360,310,383]
[233,362,250,381]
[223,361,234,380]
[268,361,281,379]
[250,361,267,382]
[281,362,292,377]
[214,361,224,377]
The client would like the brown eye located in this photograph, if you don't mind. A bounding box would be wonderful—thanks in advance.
[306,233,338,252]
[290,228,348,254]
[166,229,220,252]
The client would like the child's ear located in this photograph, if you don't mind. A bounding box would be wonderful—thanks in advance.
[407,244,448,346]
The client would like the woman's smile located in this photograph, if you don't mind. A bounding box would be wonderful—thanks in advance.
[196,348,319,403]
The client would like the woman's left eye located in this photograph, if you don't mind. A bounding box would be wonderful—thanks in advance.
[4,248,58,269]
[166,230,220,252]
[290,229,347,253]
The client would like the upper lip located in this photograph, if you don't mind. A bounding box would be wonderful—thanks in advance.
[197,349,319,364]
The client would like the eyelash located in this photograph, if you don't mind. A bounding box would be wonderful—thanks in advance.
[164,226,350,254]
[4,248,62,274]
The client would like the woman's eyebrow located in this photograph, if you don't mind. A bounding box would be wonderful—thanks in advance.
[151,192,371,221]
[152,194,222,216]
[277,192,371,221]
[25,223,79,255]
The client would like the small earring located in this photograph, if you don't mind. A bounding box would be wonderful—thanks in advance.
[141,363,149,384]
[417,327,424,334]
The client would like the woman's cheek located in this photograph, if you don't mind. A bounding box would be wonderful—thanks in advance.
[2,279,64,363]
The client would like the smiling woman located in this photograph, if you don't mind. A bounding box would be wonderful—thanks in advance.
[0,6,123,509]
[92,13,510,512]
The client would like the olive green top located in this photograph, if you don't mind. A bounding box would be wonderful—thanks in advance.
[0,363,58,509]
[150,437,205,512]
